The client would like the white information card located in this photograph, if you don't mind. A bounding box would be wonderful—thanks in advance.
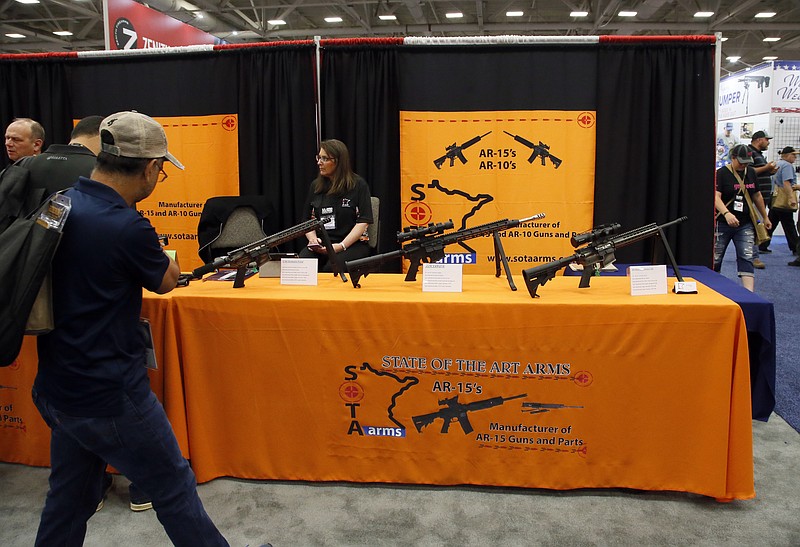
[280,258,318,286]
[627,264,667,296]
[422,263,463,292]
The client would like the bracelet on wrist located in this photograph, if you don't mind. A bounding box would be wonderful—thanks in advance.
[340,242,346,251]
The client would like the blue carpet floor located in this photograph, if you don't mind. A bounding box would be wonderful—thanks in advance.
[719,234,799,432]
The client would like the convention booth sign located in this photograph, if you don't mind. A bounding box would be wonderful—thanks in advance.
[104,0,221,50]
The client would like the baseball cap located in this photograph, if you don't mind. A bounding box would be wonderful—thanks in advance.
[725,122,733,130]
[751,130,772,140]
[729,144,754,164]
[781,146,799,155]
[100,111,184,170]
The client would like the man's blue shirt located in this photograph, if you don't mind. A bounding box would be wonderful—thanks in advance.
[35,177,169,416]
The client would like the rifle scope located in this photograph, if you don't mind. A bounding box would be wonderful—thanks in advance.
[397,220,454,243]
[570,223,621,247]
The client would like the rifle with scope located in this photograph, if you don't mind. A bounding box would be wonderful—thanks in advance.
[344,213,545,290]
[521,216,687,298]
[191,218,347,288]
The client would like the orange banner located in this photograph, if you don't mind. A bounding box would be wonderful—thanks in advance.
[137,114,240,271]
[401,110,596,273]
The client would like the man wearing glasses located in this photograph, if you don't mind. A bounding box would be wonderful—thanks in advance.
[32,111,229,546]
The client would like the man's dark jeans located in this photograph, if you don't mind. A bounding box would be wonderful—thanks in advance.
[33,388,228,547]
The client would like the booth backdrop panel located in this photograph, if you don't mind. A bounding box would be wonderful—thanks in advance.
[322,46,401,257]
[170,275,752,500]
[595,43,716,266]
[0,59,73,170]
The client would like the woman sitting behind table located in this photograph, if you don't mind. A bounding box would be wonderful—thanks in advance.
[299,139,373,272]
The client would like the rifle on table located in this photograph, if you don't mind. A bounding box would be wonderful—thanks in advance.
[345,213,545,290]
[522,402,583,415]
[521,216,688,298]
[412,393,527,435]
[503,131,562,168]
[434,131,491,169]
[191,218,347,288]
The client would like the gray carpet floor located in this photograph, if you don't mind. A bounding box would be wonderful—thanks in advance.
[2,237,799,546]
[1,413,798,546]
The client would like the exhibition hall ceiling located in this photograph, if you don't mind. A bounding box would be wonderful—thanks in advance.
[1,0,798,72]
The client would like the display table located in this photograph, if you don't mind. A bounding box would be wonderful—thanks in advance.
[0,274,754,500]
[563,264,776,420]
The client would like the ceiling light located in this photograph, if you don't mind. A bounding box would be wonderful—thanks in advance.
[268,20,286,26]
[445,12,463,19]
[5,33,26,38]
[618,11,637,17]
[506,11,523,17]
[378,15,397,21]
[754,12,776,19]
[763,56,778,61]
[570,11,589,17]
[324,17,343,23]
[726,56,741,63]
[694,12,714,18]
[53,31,73,36]
[763,37,780,42]
[15,0,40,4]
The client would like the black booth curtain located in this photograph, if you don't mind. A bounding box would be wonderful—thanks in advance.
[0,60,73,170]
[595,44,717,266]
[234,46,319,234]
[320,45,401,259]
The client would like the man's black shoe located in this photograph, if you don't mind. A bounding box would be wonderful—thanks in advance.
[788,259,800,267]
[758,246,771,253]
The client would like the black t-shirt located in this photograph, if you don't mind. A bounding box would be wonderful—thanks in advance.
[716,164,760,226]
[301,175,373,241]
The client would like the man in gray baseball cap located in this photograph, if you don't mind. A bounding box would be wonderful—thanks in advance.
[33,111,230,545]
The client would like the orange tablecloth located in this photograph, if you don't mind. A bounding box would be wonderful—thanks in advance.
[0,274,754,500]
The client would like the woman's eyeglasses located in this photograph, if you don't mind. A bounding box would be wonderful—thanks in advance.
[316,155,335,163]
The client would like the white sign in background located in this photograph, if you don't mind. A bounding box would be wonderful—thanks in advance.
[773,61,800,111]
[719,63,774,119]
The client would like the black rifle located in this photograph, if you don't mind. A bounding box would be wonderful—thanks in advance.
[412,393,527,435]
[522,402,583,415]
[503,131,562,168]
[521,216,688,298]
[191,218,347,288]
[433,131,491,169]
[345,213,545,290]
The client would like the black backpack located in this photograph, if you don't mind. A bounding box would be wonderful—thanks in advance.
[0,159,61,366]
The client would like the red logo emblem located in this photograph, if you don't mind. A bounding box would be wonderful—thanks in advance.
[572,370,593,387]
[339,381,364,403]
[221,116,237,131]
[576,112,595,129]
[404,201,432,226]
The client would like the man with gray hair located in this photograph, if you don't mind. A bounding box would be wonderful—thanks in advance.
[4,117,45,163]
[32,111,229,546]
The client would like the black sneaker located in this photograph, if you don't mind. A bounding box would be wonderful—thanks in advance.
[758,246,772,253]
[129,482,153,512]
[788,259,800,267]
[95,473,113,512]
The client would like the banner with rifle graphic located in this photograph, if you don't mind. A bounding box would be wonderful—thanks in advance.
[400,110,595,275]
